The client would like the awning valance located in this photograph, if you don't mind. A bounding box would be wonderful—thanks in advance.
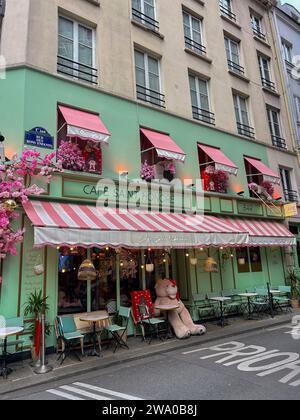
[244,157,280,185]
[225,217,296,247]
[141,128,186,163]
[24,201,248,249]
[198,144,238,176]
[58,105,111,144]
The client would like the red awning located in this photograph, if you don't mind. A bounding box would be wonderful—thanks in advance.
[141,128,186,163]
[24,201,248,249]
[226,217,295,247]
[58,105,111,144]
[244,157,280,185]
[198,144,238,175]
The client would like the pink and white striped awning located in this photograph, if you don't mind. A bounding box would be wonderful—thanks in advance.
[226,217,295,247]
[23,201,248,249]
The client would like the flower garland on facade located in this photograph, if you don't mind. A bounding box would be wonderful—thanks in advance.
[0,149,62,259]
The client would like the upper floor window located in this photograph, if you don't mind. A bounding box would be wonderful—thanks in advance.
[183,11,206,56]
[225,37,244,76]
[189,75,215,125]
[267,107,286,149]
[134,49,165,108]
[219,0,236,22]
[132,0,159,32]
[251,13,266,41]
[280,168,298,202]
[58,16,97,85]
[258,55,275,91]
[295,96,300,123]
[282,39,293,64]
[233,94,255,138]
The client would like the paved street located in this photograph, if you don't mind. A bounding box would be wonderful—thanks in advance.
[2,322,300,400]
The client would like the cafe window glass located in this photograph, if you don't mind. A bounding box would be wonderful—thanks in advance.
[236,247,262,273]
[145,250,173,299]
[249,247,262,272]
[120,250,142,306]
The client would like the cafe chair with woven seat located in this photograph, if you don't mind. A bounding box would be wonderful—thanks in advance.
[56,316,85,365]
[105,306,131,353]
[138,304,166,344]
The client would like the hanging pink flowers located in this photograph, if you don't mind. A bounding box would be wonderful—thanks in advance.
[0,149,62,259]
[57,141,85,171]
[140,160,155,181]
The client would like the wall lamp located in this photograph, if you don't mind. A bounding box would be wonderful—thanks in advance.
[119,171,129,177]
[237,191,245,196]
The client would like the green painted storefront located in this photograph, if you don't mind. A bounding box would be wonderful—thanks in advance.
[0,67,294,350]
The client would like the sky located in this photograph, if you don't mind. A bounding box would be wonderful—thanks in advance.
[282,0,300,11]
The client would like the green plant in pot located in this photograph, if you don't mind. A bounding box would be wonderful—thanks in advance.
[24,290,50,361]
[286,269,300,309]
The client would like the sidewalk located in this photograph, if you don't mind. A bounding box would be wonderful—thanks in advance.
[0,310,298,397]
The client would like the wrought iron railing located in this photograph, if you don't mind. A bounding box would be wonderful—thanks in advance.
[253,27,266,41]
[237,122,255,138]
[228,59,245,75]
[192,106,215,125]
[132,8,159,32]
[219,2,237,21]
[261,78,276,91]
[136,84,165,108]
[185,36,206,56]
[57,56,98,85]
[272,135,287,149]
[283,189,298,203]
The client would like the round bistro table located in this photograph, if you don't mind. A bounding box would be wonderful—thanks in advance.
[0,327,24,379]
[79,314,110,357]
[238,293,258,320]
[154,304,179,339]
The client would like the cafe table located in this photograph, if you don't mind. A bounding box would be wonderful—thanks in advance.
[79,314,109,357]
[238,293,258,320]
[154,304,179,339]
[209,297,231,327]
[0,327,24,379]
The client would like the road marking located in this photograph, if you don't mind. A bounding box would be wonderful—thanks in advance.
[73,382,144,400]
[47,389,84,400]
[59,385,112,400]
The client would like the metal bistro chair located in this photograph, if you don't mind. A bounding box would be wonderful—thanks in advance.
[252,288,270,317]
[138,304,166,344]
[273,286,292,313]
[56,316,84,365]
[105,306,131,353]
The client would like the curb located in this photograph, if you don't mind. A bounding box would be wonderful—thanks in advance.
[0,313,294,398]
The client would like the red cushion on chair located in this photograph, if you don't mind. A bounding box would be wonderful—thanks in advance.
[131,290,154,323]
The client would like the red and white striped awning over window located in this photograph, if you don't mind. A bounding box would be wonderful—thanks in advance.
[226,217,295,247]
[140,128,186,163]
[24,201,248,249]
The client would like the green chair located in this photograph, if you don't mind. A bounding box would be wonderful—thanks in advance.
[0,317,25,354]
[56,316,84,365]
[192,294,215,320]
[273,286,292,312]
[105,306,131,353]
[138,304,166,344]
[221,290,241,315]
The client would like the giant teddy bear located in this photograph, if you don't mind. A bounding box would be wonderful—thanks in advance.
[154,279,206,339]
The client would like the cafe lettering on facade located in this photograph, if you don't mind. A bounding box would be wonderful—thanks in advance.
[0,69,299,351]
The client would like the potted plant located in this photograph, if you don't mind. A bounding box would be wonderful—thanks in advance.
[24,290,50,361]
[286,269,299,309]
[140,160,155,182]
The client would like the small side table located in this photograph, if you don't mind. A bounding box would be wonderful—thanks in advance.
[154,305,179,339]
[238,293,258,320]
[79,314,109,357]
[0,327,24,379]
[209,297,231,327]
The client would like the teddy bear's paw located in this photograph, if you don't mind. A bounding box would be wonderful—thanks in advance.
[191,326,206,336]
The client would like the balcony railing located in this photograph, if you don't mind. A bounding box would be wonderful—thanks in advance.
[261,78,276,92]
[237,122,255,138]
[136,84,165,108]
[272,135,287,149]
[132,8,159,32]
[57,56,98,85]
[283,189,298,203]
[253,27,266,41]
[192,106,215,125]
[228,60,245,76]
[219,2,237,21]
[185,36,206,56]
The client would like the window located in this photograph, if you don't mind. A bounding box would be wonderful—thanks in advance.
[189,75,215,125]
[58,16,97,85]
[251,13,266,40]
[267,107,286,148]
[132,0,159,32]
[219,0,236,21]
[233,94,255,138]
[258,55,275,91]
[295,96,300,123]
[183,11,206,56]
[134,49,165,107]
[280,168,298,202]
[225,37,244,75]
[282,39,293,64]
[236,247,262,274]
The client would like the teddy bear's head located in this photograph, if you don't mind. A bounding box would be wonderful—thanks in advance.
[155,279,178,300]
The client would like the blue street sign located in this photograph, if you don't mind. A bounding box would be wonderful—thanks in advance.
[24,127,54,149]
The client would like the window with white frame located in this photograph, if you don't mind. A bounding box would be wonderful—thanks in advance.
[282,39,293,63]
[220,0,236,21]
[189,75,214,125]
[132,0,159,31]
[295,96,300,123]
[280,168,298,202]
[58,16,97,84]
[233,94,254,138]
[225,37,244,75]
[251,13,265,40]
[183,11,206,56]
[258,55,275,91]
[134,49,164,107]
[267,107,286,149]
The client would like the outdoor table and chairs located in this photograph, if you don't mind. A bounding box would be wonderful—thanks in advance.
[238,293,258,320]
[0,326,24,379]
[154,304,180,339]
[80,313,110,358]
[209,297,231,327]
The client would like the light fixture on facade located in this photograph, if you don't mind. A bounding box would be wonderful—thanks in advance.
[119,171,129,177]
[237,191,245,196]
